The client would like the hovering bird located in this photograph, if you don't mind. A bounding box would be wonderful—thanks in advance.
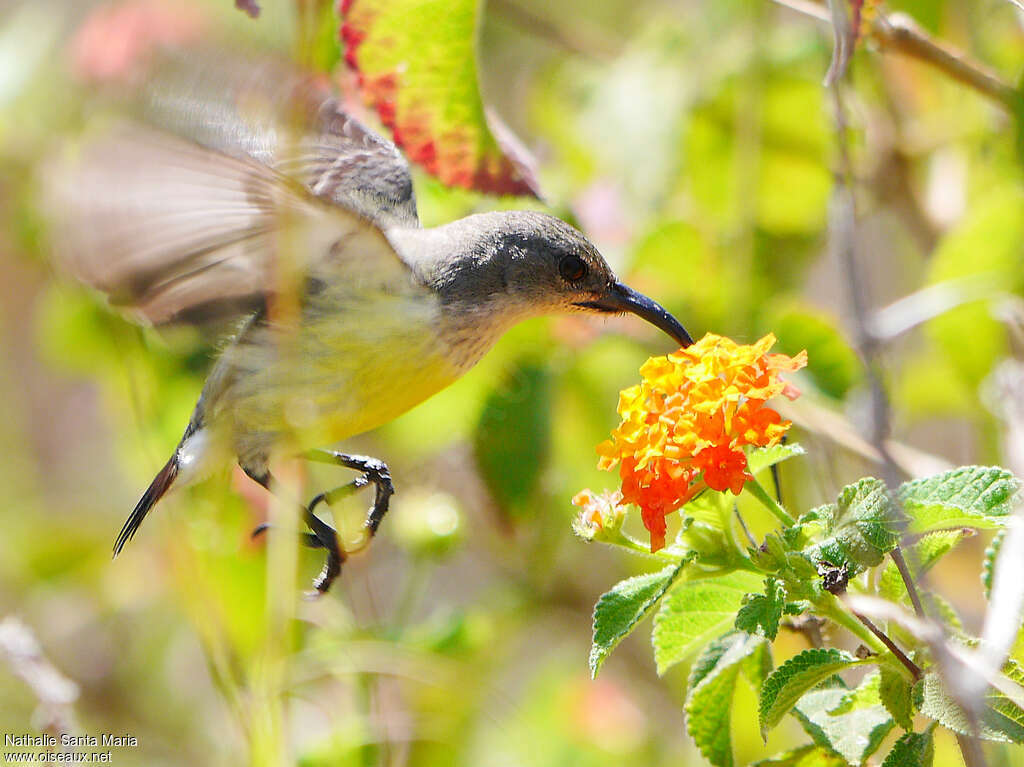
[45,52,693,594]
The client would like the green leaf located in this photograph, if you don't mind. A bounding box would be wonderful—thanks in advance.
[759,648,868,736]
[473,362,551,517]
[806,478,903,571]
[917,671,1024,743]
[742,640,775,691]
[983,528,1007,599]
[793,684,894,766]
[881,726,936,767]
[685,632,766,767]
[751,744,848,767]
[748,443,807,476]
[767,301,861,399]
[830,669,881,713]
[878,529,973,602]
[925,188,1024,387]
[879,666,916,731]
[590,560,688,677]
[899,466,1021,535]
[652,570,763,674]
[735,578,787,640]
[341,0,539,195]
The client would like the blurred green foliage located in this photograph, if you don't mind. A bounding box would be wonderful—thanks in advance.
[0,0,1022,765]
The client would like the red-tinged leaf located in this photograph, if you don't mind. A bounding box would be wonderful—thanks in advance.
[338,0,541,197]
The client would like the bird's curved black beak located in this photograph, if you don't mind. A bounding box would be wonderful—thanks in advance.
[575,282,694,348]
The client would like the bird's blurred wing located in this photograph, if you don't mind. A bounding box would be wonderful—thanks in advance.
[142,51,419,229]
[45,123,421,326]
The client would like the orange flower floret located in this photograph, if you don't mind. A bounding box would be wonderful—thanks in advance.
[597,333,807,552]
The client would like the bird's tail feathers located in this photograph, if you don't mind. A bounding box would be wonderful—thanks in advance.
[113,455,179,557]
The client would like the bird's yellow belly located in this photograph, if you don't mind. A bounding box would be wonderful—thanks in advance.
[206,290,487,455]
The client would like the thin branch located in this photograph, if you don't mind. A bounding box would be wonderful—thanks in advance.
[0,617,79,736]
[769,0,1022,112]
[734,505,758,547]
[851,609,923,681]
[770,0,829,22]
[889,548,925,617]
[875,13,1022,112]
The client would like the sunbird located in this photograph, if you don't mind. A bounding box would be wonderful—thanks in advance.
[46,53,693,593]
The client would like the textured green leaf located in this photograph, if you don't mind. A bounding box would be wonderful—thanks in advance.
[983,528,1007,600]
[473,362,550,516]
[881,727,936,767]
[685,632,766,767]
[830,669,881,713]
[751,744,847,767]
[652,570,762,674]
[794,685,893,766]
[899,466,1020,535]
[879,666,916,731]
[917,671,1024,743]
[590,560,687,677]
[759,648,867,736]
[742,639,775,691]
[747,442,807,476]
[878,529,972,602]
[340,0,539,195]
[806,478,903,571]
[735,578,787,640]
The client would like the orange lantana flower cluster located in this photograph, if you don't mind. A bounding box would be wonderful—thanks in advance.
[595,333,807,552]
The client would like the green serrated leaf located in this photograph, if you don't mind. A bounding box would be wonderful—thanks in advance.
[685,632,766,767]
[742,640,775,691]
[652,570,763,675]
[748,443,807,476]
[900,466,1021,535]
[806,478,903,571]
[878,529,973,602]
[736,578,787,640]
[590,560,688,677]
[921,592,963,633]
[794,685,894,765]
[751,744,848,767]
[879,666,916,731]
[917,671,1024,743]
[983,528,1007,600]
[830,670,881,714]
[881,726,936,767]
[759,648,868,737]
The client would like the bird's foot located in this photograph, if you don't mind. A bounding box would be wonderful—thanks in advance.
[250,523,323,549]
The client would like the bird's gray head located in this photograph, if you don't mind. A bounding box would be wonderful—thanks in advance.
[395,210,693,348]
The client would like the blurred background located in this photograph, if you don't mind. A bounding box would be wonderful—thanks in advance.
[0,0,1022,764]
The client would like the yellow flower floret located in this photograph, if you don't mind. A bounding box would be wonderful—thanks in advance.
[595,333,807,552]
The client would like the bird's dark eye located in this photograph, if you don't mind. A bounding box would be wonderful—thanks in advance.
[559,255,588,282]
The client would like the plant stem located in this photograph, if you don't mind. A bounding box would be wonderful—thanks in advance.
[890,547,926,617]
[746,478,797,526]
[601,532,686,562]
[768,0,1022,113]
[816,593,885,654]
[851,610,923,681]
